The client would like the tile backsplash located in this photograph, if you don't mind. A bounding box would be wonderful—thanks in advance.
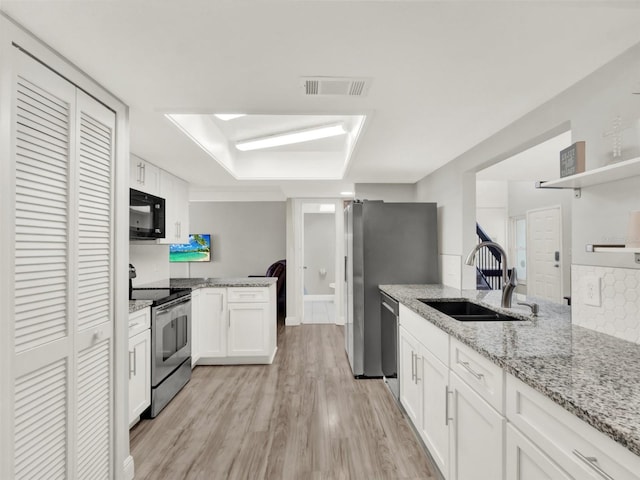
[572,264,640,344]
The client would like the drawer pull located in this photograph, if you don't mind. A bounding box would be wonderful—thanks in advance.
[460,360,484,380]
[572,450,614,480]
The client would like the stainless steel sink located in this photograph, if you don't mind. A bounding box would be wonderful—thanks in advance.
[419,299,523,322]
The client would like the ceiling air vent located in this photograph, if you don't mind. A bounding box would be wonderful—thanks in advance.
[302,77,371,97]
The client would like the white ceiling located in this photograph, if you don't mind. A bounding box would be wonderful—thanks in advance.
[3,1,640,198]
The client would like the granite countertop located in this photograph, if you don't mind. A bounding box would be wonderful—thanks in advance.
[170,277,277,289]
[379,284,640,458]
[129,299,152,313]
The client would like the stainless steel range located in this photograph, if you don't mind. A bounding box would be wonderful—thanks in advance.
[131,287,191,417]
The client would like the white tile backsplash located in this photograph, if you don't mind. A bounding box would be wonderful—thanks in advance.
[572,264,640,344]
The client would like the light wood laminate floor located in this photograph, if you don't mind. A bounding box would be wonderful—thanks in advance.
[130,324,437,480]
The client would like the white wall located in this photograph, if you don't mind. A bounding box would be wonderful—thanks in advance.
[354,183,416,202]
[129,243,170,286]
[170,202,286,278]
[303,213,335,295]
[416,41,640,295]
[476,180,508,246]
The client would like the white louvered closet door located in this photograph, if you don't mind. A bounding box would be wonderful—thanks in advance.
[11,50,115,480]
[73,90,115,480]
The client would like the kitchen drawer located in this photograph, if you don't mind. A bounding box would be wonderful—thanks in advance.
[506,374,640,480]
[227,287,269,303]
[129,307,150,337]
[399,304,449,365]
[450,336,504,413]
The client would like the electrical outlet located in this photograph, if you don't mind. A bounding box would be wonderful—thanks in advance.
[583,276,602,307]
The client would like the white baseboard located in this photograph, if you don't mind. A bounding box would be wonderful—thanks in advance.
[303,294,335,302]
[285,316,300,326]
[123,455,135,480]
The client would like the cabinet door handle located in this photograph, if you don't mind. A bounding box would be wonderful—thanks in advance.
[129,350,135,379]
[177,221,181,238]
[572,450,614,480]
[414,354,421,383]
[411,350,416,383]
[445,386,453,426]
[137,162,142,183]
[460,360,484,380]
[141,163,146,184]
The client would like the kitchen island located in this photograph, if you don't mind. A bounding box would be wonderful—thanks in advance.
[381,284,640,479]
[171,277,278,366]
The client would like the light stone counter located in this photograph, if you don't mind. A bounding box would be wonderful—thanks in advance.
[170,277,277,289]
[129,299,152,313]
[379,284,640,458]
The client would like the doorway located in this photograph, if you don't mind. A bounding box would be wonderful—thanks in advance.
[302,203,337,324]
[475,130,572,303]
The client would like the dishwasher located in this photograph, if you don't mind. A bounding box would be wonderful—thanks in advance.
[380,291,400,401]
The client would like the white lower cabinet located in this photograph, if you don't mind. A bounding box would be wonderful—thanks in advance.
[506,423,572,480]
[228,302,270,357]
[128,308,151,427]
[398,302,640,480]
[399,326,422,427]
[198,288,227,363]
[190,289,201,367]
[419,346,450,478]
[506,374,640,480]
[399,305,504,480]
[448,371,504,480]
[194,285,276,365]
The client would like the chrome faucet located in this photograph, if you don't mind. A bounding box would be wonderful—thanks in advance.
[465,241,517,308]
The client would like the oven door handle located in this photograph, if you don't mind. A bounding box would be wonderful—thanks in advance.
[154,295,191,312]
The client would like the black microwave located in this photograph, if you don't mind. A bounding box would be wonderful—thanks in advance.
[130,188,166,239]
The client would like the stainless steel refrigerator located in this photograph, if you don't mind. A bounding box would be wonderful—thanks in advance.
[344,200,438,377]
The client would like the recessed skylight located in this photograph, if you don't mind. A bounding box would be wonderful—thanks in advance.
[235,123,347,151]
[214,114,246,121]
[165,113,366,180]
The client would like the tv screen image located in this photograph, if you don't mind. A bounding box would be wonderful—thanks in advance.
[169,234,211,262]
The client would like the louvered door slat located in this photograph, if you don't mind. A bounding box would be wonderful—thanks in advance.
[14,73,70,354]
[18,77,69,119]
[77,340,110,480]
[77,106,113,333]
[14,359,67,480]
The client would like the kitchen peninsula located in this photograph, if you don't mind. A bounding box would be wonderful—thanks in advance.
[381,284,640,480]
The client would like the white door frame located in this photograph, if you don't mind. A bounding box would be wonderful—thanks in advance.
[526,205,563,302]
[287,198,345,326]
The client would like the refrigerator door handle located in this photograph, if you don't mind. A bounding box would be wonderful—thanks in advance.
[344,256,347,282]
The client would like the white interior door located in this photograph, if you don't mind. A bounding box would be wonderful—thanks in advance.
[10,50,115,479]
[526,206,562,303]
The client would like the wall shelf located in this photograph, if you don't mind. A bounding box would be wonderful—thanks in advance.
[585,244,640,263]
[536,156,640,191]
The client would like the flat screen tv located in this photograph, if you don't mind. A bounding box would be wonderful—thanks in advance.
[169,234,211,262]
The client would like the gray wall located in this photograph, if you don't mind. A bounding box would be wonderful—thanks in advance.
[355,183,416,202]
[170,202,286,278]
[303,213,336,295]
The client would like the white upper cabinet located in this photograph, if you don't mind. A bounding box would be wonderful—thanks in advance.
[129,153,160,196]
[158,169,189,244]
